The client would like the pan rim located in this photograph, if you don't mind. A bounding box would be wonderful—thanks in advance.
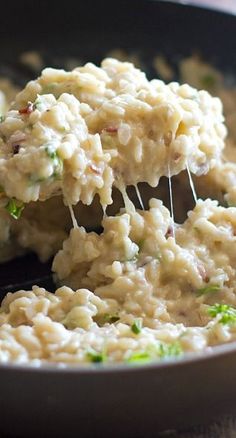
[152,0,236,16]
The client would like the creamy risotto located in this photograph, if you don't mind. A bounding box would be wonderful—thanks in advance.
[0,57,236,366]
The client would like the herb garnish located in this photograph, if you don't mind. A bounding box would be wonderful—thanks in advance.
[127,342,182,365]
[157,342,182,358]
[45,145,63,177]
[197,284,220,296]
[5,199,25,219]
[87,349,106,363]
[127,352,151,364]
[208,303,236,325]
[131,319,142,335]
[45,145,58,160]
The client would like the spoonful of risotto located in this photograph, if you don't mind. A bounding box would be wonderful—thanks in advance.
[0,58,226,215]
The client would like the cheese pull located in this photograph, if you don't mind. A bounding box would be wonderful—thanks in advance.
[0,58,226,210]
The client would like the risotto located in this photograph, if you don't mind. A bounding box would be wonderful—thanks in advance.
[0,58,236,366]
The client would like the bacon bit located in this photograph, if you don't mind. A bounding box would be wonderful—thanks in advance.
[12,144,20,154]
[163,131,172,146]
[103,127,118,134]
[197,263,209,282]
[165,226,174,238]
[19,102,34,115]
[89,164,102,175]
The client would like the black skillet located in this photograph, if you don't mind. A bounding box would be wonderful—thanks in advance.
[1,1,236,437]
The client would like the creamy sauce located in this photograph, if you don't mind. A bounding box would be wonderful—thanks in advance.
[0,57,236,366]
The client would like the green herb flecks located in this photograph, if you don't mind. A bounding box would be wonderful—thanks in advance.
[45,145,63,178]
[131,319,142,335]
[127,342,182,366]
[5,198,25,219]
[157,342,182,359]
[197,284,220,296]
[45,144,58,160]
[127,351,151,365]
[208,303,236,325]
[0,115,5,123]
[87,349,106,363]
[33,99,42,111]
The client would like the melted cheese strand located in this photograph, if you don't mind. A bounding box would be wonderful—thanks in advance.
[116,179,136,214]
[68,204,78,229]
[102,204,107,221]
[186,161,198,204]
[167,163,175,240]
[134,184,144,210]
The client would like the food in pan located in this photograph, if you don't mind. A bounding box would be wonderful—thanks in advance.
[0,58,236,365]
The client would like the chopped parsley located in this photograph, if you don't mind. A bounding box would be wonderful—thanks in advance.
[45,145,63,178]
[197,284,220,296]
[5,199,25,219]
[208,303,236,325]
[45,145,58,160]
[127,352,151,364]
[87,349,106,363]
[127,342,182,365]
[157,342,182,359]
[0,115,5,123]
[131,319,142,335]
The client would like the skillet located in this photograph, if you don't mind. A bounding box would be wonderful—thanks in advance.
[1,1,236,436]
